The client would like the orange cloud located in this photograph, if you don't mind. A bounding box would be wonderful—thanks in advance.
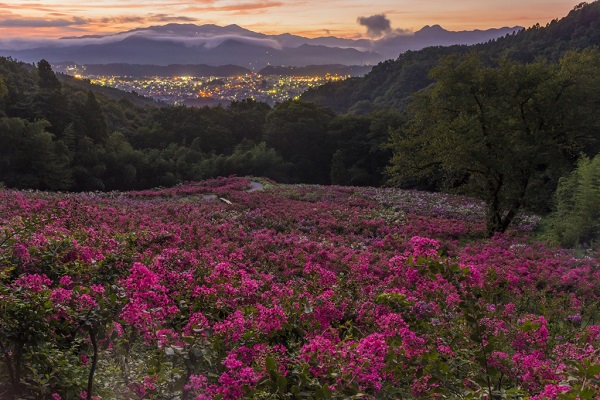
[183,1,283,14]
[0,16,87,27]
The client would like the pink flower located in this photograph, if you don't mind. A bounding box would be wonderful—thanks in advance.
[13,274,52,292]
[408,236,440,258]
[59,275,73,288]
[13,243,30,262]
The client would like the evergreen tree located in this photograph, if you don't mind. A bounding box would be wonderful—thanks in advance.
[0,76,7,99]
[34,60,69,135]
[81,91,108,144]
[37,60,61,92]
[330,150,349,185]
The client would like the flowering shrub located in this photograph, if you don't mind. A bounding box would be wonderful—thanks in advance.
[1,178,599,399]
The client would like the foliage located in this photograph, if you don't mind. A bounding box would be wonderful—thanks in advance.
[387,50,600,235]
[0,57,396,190]
[0,75,7,100]
[264,100,337,184]
[543,154,600,247]
[1,178,600,398]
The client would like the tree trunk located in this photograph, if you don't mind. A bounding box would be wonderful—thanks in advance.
[86,327,98,400]
[485,174,504,237]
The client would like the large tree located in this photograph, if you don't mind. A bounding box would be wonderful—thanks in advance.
[387,50,600,235]
[264,100,336,183]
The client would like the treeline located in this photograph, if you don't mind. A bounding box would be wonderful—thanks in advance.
[302,1,600,113]
[0,57,400,191]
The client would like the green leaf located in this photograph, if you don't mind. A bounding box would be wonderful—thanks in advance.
[585,364,600,377]
[265,356,276,373]
[277,375,287,391]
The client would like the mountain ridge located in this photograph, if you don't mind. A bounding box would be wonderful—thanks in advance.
[301,1,600,113]
[0,23,521,69]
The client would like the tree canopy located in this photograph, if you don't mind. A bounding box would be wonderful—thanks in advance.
[387,50,600,235]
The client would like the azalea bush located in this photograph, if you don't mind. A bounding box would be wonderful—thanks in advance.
[1,177,599,399]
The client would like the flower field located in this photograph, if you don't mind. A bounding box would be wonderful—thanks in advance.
[1,177,599,399]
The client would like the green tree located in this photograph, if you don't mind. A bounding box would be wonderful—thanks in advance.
[72,136,106,191]
[223,141,290,181]
[330,149,349,185]
[227,99,271,142]
[0,75,7,100]
[543,154,600,247]
[0,75,7,117]
[36,60,61,92]
[264,100,336,183]
[0,118,73,190]
[388,50,600,235]
[34,60,69,135]
[80,91,108,144]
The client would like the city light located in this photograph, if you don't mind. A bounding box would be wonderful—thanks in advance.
[76,72,349,106]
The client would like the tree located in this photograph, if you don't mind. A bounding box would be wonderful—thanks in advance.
[34,60,69,135]
[37,60,61,92]
[264,100,336,183]
[387,50,600,236]
[330,150,349,185]
[0,118,73,190]
[0,75,7,100]
[543,154,600,247]
[81,91,108,143]
[227,99,271,143]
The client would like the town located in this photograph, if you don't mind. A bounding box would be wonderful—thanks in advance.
[77,72,349,106]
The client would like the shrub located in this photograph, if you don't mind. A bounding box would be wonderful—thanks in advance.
[543,154,600,247]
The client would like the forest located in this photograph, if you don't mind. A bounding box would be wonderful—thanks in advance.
[0,57,399,192]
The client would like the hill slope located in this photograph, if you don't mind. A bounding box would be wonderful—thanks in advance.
[1,177,599,398]
[302,1,600,113]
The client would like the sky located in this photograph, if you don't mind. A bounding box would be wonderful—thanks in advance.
[0,0,584,40]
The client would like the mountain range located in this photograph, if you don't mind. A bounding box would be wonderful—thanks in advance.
[301,1,600,113]
[0,23,521,69]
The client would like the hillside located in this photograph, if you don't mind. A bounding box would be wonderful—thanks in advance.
[58,73,161,107]
[302,1,600,113]
[0,55,406,191]
[1,177,599,399]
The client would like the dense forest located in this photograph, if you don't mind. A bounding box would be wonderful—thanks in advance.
[0,57,400,191]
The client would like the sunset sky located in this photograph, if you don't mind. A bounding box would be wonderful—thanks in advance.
[0,0,583,40]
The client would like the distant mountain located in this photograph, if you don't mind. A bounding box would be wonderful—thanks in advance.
[302,1,600,113]
[0,23,520,69]
[258,64,372,77]
[374,25,523,59]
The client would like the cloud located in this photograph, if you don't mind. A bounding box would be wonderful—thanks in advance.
[0,17,87,28]
[96,16,146,24]
[148,14,197,23]
[124,30,283,49]
[0,27,283,50]
[183,1,282,14]
[357,14,392,38]
[94,15,196,24]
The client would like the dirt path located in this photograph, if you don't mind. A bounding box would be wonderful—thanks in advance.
[247,181,264,192]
